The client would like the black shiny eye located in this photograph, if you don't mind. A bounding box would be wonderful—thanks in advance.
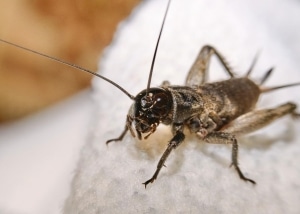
[135,88,172,120]
[153,93,168,109]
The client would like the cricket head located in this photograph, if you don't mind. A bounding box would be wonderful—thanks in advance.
[128,88,172,140]
[124,0,172,141]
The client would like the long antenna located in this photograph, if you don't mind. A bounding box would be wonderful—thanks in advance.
[146,0,171,93]
[0,38,135,100]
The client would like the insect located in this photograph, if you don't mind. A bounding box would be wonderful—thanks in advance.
[1,0,299,188]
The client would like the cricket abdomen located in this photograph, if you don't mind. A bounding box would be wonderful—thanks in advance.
[199,77,261,123]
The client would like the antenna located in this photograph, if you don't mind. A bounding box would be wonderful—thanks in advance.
[146,0,171,94]
[0,38,135,100]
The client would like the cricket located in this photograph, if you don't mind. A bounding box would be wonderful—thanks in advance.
[1,0,300,188]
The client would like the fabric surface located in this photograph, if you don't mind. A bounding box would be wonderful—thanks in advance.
[63,0,300,213]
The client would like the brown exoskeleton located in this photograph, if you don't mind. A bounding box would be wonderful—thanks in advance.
[1,0,299,188]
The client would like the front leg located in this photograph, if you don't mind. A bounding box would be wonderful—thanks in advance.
[106,126,128,144]
[106,115,133,144]
[143,131,185,188]
[204,132,256,184]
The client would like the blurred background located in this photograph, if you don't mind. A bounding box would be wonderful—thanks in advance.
[0,0,140,122]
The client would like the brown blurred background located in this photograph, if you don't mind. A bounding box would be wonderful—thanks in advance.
[0,0,140,122]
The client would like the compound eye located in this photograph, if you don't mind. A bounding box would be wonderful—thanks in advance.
[153,93,168,109]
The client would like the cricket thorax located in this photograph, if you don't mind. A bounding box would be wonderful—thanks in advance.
[167,86,204,123]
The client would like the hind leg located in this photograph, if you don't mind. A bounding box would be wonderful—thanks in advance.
[201,102,299,184]
[185,45,235,86]
[222,102,299,136]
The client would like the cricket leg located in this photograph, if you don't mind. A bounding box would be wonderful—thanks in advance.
[203,132,256,184]
[222,102,299,136]
[106,126,128,144]
[143,131,185,188]
[185,45,235,86]
[106,115,133,144]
